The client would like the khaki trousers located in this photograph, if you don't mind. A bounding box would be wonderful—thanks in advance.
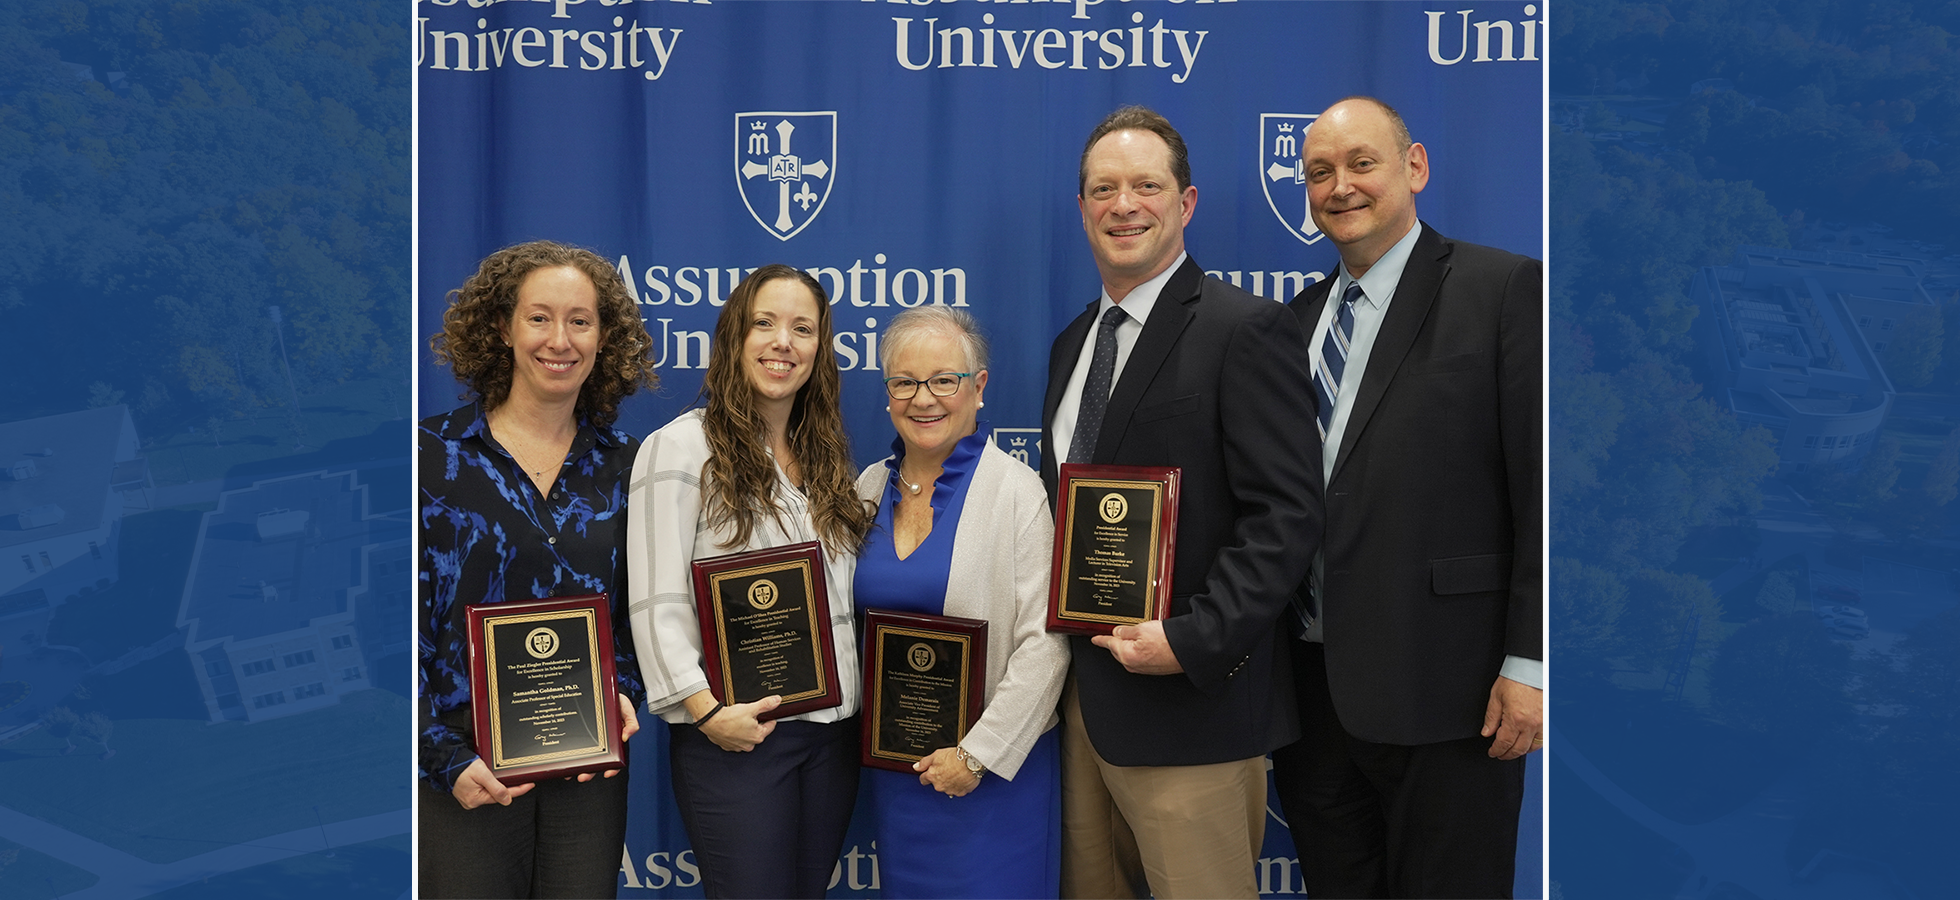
[1060,676,1267,899]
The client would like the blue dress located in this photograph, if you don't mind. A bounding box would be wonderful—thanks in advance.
[854,426,1062,899]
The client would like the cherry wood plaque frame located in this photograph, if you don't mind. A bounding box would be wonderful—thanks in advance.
[691,541,842,721]
[860,608,988,773]
[466,593,624,785]
[1047,464,1180,636]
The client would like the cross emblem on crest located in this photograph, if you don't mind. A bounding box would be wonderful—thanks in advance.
[736,112,837,241]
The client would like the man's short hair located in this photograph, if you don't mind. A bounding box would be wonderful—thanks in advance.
[1327,95,1414,155]
[1077,106,1191,196]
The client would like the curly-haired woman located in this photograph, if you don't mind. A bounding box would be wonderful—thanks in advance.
[627,265,871,898]
[418,240,656,898]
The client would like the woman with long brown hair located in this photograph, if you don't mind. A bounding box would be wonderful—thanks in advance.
[626,264,871,899]
[418,240,656,898]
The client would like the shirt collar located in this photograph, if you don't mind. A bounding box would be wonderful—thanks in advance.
[444,402,490,441]
[883,421,990,511]
[1338,221,1423,309]
[588,422,623,449]
[1099,251,1187,326]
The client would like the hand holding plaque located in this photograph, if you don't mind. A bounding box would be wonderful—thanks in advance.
[1047,464,1180,636]
[466,594,625,786]
[691,541,843,721]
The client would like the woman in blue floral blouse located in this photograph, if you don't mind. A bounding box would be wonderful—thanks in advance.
[417,241,657,898]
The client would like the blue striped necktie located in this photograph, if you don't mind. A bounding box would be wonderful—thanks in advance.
[1313,281,1364,442]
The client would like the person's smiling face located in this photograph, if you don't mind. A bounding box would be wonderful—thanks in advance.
[884,328,985,461]
[741,276,823,414]
[500,265,601,406]
[1304,99,1430,275]
[1079,128,1197,299]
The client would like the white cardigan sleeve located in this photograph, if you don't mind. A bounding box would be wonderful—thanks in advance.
[954,447,1068,780]
[627,413,714,718]
[855,446,1068,780]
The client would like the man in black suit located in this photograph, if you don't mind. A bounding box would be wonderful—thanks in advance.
[1272,96,1543,898]
[1041,106,1320,899]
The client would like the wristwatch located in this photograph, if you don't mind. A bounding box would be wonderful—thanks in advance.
[954,745,986,779]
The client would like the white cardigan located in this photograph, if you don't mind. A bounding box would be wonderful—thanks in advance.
[627,409,861,725]
[855,440,1068,780]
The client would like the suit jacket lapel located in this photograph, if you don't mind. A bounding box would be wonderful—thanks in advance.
[1043,298,1099,491]
[1296,277,1334,336]
[1044,301,1098,429]
[1096,258,1200,463]
[1332,224,1450,482]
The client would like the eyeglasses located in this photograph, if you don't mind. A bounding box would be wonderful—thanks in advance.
[884,372,973,400]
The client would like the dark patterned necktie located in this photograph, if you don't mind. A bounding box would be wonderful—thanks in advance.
[1312,281,1364,441]
[1067,305,1128,464]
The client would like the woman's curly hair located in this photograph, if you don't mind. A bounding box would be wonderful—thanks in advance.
[429,240,656,429]
[699,265,871,557]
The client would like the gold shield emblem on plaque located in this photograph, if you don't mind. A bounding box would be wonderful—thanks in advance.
[524,627,559,659]
[748,578,780,610]
[1099,492,1128,524]
[907,642,936,672]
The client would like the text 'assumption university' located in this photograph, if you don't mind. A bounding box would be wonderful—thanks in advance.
[414,0,1243,84]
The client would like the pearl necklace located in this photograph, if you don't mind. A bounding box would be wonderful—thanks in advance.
[898,463,939,496]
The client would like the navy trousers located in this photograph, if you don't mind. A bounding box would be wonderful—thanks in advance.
[669,716,861,899]
[1272,641,1525,899]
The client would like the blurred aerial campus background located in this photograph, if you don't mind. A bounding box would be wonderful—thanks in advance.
[1550,2,1959,898]
[0,2,410,897]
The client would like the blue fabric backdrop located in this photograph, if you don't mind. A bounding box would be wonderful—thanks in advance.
[415,1,1544,895]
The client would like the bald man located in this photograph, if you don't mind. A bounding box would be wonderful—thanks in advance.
[1271,96,1543,899]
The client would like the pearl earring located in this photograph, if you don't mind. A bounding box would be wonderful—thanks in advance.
[978,401,985,408]
[885,405,892,412]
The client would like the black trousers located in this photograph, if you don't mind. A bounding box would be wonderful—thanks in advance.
[1272,641,1524,900]
[669,717,861,899]
[418,769,630,899]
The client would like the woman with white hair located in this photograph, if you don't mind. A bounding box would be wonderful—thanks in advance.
[853,305,1069,898]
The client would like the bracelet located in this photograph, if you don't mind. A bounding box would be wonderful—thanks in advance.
[694,700,726,727]
[954,745,986,779]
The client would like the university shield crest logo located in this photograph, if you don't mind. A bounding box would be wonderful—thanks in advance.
[990,427,1042,472]
[736,111,836,241]
[1258,113,1323,245]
